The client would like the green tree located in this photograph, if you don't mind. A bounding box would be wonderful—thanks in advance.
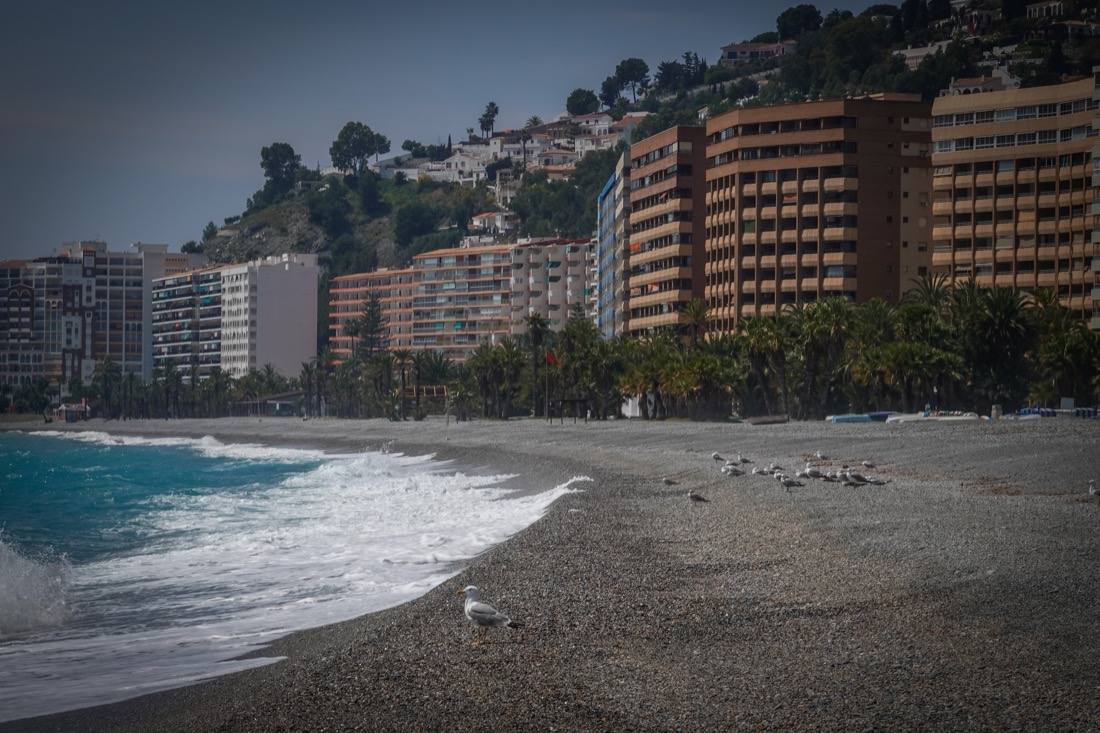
[525,115,543,128]
[260,142,301,197]
[566,88,600,116]
[202,221,217,241]
[777,4,823,39]
[600,75,624,109]
[394,201,441,247]
[329,122,377,177]
[614,58,650,101]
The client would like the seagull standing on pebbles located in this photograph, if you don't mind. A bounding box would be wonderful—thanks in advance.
[815,451,828,461]
[688,491,710,503]
[711,452,724,464]
[804,463,824,479]
[458,586,524,647]
[736,453,753,465]
[721,463,745,477]
[776,474,805,492]
[862,460,876,469]
[663,477,680,486]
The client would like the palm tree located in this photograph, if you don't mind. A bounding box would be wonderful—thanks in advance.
[392,350,413,420]
[524,313,550,416]
[525,115,543,129]
[300,361,316,417]
[93,357,122,419]
[683,299,709,346]
[905,272,952,313]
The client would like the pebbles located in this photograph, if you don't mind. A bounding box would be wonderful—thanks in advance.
[6,417,1100,731]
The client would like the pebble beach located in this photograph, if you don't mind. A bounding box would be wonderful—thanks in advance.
[4,416,1100,731]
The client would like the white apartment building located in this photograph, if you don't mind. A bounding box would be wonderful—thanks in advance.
[510,238,596,335]
[152,254,319,381]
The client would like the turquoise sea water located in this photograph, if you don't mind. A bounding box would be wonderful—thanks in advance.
[0,430,578,722]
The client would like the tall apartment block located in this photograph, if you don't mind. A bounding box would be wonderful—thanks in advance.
[596,152,630,339]
[0,242,205,390]
[1093,67,1100,330]
[510,238,596,336]
[151,254,319,381]
[703,94,933,331]
[329,267,416,361]
[931,76,1098,323]
[410,244,513,361]
[626,126,706,336]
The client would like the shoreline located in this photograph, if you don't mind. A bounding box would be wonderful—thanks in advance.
[3,416,1100,730]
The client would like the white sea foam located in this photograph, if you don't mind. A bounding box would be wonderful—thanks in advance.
[32,430,337,462]
[0,538,70,639]
[0,437,586,722]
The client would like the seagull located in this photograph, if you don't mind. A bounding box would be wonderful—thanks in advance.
[845,470,869,484]
[711,452,724,464]
[776,474,804,492]
[721,463,745,476]
[736,453,753,464]
[862,460,876,469]
[804,463,824,479]
[867,477,889,486]
[688,490,710,503]
[814,450,828,461]
[458,586,524,647]
[662,477,680,486]
[1089,479,1096,497]
[796,469,811,479]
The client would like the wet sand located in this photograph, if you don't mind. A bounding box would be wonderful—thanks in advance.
[4,416,1100,731]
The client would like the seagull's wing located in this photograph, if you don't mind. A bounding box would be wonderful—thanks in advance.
[466,600,512,627]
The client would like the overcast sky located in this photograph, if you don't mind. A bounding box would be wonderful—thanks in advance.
[0,0,877,258]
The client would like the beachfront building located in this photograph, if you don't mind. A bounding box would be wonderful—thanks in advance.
[627,126,707,337]
[596,152,631,339]
[703,94,933,330]
[151,254,319,381]
[410,243,513,362]
[930,76,1098,323]
[328,267,416,362]
[0,242,206,390]
[509,238,596,336]
[1093,66,1100,330]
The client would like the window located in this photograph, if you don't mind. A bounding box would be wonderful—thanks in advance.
[975,136,995,150]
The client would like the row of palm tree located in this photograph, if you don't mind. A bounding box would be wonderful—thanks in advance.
[459,278,1100,421]
[64,276,1100,422]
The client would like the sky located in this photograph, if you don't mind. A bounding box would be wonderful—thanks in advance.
[0,0,878,259]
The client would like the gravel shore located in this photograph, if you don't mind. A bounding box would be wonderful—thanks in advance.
[4,416,1100,731]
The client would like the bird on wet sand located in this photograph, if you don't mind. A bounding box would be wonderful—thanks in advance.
[458,585,524,647]
[688,490,710,503]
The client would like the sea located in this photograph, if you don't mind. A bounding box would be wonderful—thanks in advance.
[0,430,582,723]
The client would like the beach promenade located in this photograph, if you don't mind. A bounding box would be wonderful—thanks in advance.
[5,416,1100,731]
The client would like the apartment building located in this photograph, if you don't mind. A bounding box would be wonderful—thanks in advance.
[597,152,631,339]
[627,126,707,336]
[410,244,513,361]
[930,77,1098,323]
[1093,67,1100,330]
[703,94,933,330]
[55,241,206,379]
[328,267,416,361]
[510,238,595,336]
[0,242,205,390]
[151,254,318,381]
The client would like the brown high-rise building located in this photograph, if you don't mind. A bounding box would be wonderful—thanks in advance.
[626,126,706,336]
[931,77,1097,323]
[702,94,933,331]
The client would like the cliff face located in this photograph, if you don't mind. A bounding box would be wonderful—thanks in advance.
[199,190,396,268]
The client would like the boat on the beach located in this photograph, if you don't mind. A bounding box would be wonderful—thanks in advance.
[826,413,872,423]
[885,411,981,423]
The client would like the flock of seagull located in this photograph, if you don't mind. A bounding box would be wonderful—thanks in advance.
[674,449,894,503]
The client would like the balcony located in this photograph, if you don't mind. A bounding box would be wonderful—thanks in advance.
[823,177,858,192]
